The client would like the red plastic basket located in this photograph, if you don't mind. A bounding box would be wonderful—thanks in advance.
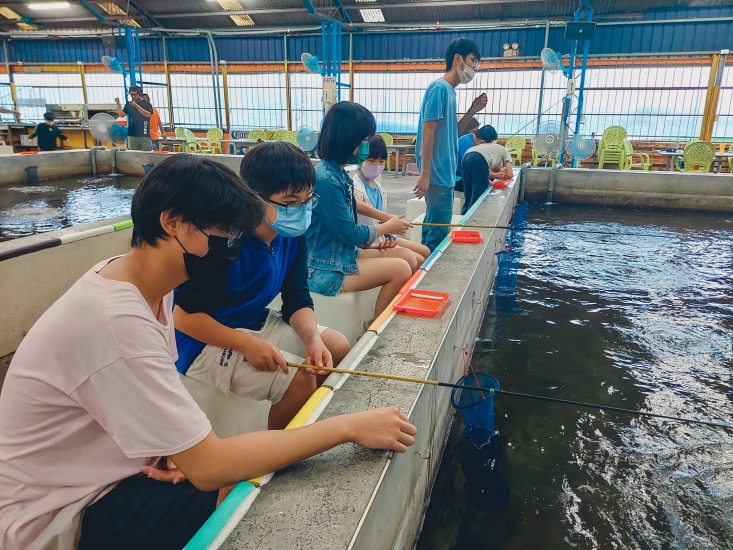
[394,289,450,317]
[452,229,483,243]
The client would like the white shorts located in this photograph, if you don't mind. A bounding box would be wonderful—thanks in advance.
[186,310,327,404]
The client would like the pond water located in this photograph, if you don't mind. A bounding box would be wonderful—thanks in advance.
[0,175,139,242]
[417,204,733,550]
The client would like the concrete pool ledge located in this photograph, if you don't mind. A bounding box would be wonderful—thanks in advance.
[219,184,519,550]
[524,167,733,211]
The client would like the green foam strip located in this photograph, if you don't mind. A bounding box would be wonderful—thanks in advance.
[113,220,133,231]
[184,482,258,550]
[459,188,490,224]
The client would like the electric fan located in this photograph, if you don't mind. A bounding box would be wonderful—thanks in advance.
[566,134,596,166]
[296,126,318,153]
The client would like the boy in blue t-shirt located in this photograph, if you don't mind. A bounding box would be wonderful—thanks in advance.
[414,38,487,251]
[173,142,351,430]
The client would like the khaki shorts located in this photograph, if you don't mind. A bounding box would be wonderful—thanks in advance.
[186,311,326,404]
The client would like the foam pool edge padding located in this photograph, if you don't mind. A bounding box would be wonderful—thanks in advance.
[325,331,378,391]
[459,188,491,223]
[421,249,442,271]
[367,293,401,333]
[113,219,133,231]
[59,225,115,244]
[183,482,260,550]
[398,269,426,296]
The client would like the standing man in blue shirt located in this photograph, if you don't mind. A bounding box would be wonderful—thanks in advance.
[414,38,488,251]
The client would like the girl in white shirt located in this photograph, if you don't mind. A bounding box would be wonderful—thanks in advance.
[353,135,430,269]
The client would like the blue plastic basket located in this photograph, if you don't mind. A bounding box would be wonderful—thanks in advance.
[451,373,500,448]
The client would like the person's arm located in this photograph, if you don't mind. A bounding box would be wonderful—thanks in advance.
[171,407,416,492]
[503,160,514,179]
[0,106,20,123]
[414,120,437,199]
[457,93,488,136]
[316,172,377,246]
[158,118,167,139]
[115,98,125,118]
[134,101,152,118]
[173,306,288,373]
[56,127,68,142]
[356,198,393,223]
[28,125,39,139]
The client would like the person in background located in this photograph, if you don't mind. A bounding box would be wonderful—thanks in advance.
[353,135,431,269]
[0,154,416,550]
[306,102,414,320]
[174,142,351,430]
[0,106,21,123]
[115,85,153,151]
[29,112,68,152]
[460,124,514,214]
[414,37,488,251]
[142,93,167,150]
[456,124,503,191]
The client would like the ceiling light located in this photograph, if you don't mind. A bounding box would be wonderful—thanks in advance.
[218,0,242,10]
[97,2,126,16]
[355,0,377,2]
[0,7,21,19]
[360,8,384,22]
[28,2,71,10]
[229,14,254,26]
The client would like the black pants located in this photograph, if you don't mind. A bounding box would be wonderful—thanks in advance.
[78,475,218,550]
[460,152,491,215]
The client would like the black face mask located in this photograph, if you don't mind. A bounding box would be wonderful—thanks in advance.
[176,234,242,282]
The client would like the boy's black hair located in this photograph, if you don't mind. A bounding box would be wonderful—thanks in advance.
[130,154,264,247]
[367,134,388,161]
[318,101,376,165]
[445,38,482,72]
[141,93,150,101]
[475,125,498,143]
[43,112,55,122]
[240,141,315,197]
[129,85,143,95]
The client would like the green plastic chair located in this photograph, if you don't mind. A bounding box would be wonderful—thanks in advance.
[597,126,627,170]
[532,147,556,166]
[200,127,223,154]
[504,135,526,166]
[248,129,266,141]
[675,140,716,173]
[622,139,651,171]
[379,132,394,172]
[176,127,201,153]
[272,129,289,142]
[285,130,298,146]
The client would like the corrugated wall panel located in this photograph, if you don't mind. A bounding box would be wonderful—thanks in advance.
[8,37,163,63]
[165,37,212,62]
[286,35,349,62]
[215,37,284,62]
[646,6,733,20]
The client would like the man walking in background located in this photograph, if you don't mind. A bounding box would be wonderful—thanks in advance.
[142,93,167,150]
[116,85,153,151]
[413,38,488,251]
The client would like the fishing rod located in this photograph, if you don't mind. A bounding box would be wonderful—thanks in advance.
[287,362,733,430]
[410,222,661,238]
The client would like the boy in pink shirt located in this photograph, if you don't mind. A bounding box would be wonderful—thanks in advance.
[0,154,417,550]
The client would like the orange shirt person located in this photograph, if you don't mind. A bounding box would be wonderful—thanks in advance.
[142,94,167,149]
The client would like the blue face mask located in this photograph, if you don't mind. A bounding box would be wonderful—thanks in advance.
[348,141,370,165]
[266,203,313,238]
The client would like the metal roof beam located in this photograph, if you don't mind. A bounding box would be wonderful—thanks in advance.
[126,0,164,28]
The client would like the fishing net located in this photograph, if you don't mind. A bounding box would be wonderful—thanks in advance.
[451,372,501,448]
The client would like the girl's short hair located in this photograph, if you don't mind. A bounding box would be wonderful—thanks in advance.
[317,102,376,165]
[367,135,388,161]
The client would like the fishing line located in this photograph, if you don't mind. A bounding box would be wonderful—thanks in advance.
[287,362,733,430]
[410,222,661,238]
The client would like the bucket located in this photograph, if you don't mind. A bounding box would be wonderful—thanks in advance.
[25,166,40,186]
[143,163,154,174]
[451,372,500,448]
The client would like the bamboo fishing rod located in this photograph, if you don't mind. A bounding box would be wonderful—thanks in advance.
[287,362,733,430]
[410,222,661,238]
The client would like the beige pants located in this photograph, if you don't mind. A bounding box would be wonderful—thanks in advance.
[186,311,326,404]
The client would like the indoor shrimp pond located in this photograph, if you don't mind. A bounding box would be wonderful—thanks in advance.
[0,175,139,241]
[417,204,733,550]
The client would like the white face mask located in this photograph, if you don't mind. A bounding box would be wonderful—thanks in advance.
[457,57,476,85]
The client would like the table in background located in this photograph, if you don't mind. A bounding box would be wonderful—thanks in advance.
[384,143,415,178]
[655,150,733,173]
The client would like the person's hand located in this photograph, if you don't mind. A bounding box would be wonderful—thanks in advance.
[61,136,69,142]
[382,213,411,236]
[345,407,417,453]
[141,458,186,484]
[160,131,167,139]
[13,111,20,123]
[496,169,507,180]
[115,97,121,105]
[413,173,430,199]
[304,336,332,376]
[239,333,287,373]
[371,237,397,249]
[470,93,488,113]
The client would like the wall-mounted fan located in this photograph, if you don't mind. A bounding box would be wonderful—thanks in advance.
[566,134,596,166]
[101,55,126,75]
[296,126,318,153]
[301,53,323,75]
[540,48,569,77]
[89,113,127,145]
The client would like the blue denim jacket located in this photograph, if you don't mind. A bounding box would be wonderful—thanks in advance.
[306,160,378,274]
